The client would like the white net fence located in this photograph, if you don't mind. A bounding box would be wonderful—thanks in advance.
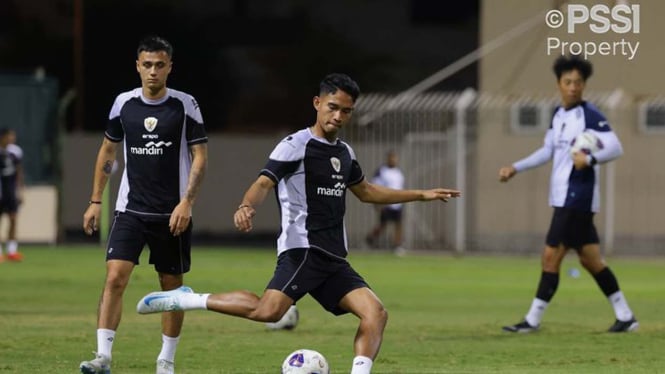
[344,92,467,252]
[343,90,665,255]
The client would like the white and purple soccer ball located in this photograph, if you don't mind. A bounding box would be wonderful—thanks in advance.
[570,131,603,157]
[281,349,330,374]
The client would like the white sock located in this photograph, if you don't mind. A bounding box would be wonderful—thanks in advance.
[7,240,17,255]
[180,293,210,310]
[97,328,115,359]
[351,355,373,374]
[525,298,549,327]
[157,334,180,362]
[608,291,633,321]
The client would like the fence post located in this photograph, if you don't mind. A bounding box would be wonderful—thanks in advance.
[454,88,477,253]
[603,89,623,255]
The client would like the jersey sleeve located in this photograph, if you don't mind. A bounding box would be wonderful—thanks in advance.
[584,103,623,163]
[105,96,124,142]
[344,142,364,186]
[185,95,208,145]
[583,103,611,132]
[348,159,364,186]
[513,130,555,172]
[259,135,305,183]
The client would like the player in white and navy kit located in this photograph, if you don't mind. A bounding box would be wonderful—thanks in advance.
[0,128,24,262]
[80,36,208,374]
[366,150,405,250]
[499,55,637,334]
[136,73,460,374]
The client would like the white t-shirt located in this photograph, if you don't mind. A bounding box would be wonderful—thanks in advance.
[371,165,405,210]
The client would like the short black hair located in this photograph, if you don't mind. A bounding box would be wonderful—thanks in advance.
[0,128,9,137]
[553,55,593,81]
[137,35,173,58]
[319,73,360,102]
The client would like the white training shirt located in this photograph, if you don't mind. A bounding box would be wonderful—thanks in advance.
[371,165,405,210]
[513,101,622,213]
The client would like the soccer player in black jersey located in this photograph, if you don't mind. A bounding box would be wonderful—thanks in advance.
[80,36,208,374]
[137,73,460,374]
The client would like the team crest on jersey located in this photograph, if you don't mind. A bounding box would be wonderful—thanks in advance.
[330,157,341,173]
[144,117,158,132]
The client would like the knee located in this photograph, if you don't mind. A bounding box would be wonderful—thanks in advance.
[247,299,285,323]
[105,273,129,292]
[372,306,389,333]
[579,257,604,273]
[263,309,285,323]
[578,256,591,269]
[365,304,388,328]
[541,248,564,272]
[378,307,388,326]
[251,307,284,323]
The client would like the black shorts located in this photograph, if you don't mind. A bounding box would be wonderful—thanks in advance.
[0,187,19,214]
[106,211,192,274]
[267,248,369,316]
[380,207,402,224]
[545,207,599,250]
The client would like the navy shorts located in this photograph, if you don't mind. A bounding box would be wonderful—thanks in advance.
[380,207,402,224]
[106,212,192,274]
[545,207,599,250]
[267,248,369,316]
[0,187,19,214]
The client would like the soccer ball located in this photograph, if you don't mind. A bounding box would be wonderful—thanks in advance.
[570,131,603,157]
[266,305,299,330]
[281,349,330,374]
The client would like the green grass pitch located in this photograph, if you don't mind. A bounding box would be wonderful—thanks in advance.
[0,246,663,373]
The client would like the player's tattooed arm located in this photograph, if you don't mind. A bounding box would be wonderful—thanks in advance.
[102,160,114,175]
[89,138,118,202]
[184,143,208,204]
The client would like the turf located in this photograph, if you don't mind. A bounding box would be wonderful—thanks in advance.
[0,246,663,373]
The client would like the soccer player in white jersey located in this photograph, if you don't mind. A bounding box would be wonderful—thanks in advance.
[80,36,208,374]
[498,55,638,333]
[366,150,406,252]
[136,73,461,374]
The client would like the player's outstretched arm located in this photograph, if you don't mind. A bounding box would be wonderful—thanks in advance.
[233,175,275,233]
[349,178,460,204]
[421,188,462,202]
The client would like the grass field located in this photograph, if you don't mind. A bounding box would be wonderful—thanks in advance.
[0,246,663,373]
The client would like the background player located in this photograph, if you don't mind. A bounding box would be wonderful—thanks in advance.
[80,35,208,374]
[365,150,405,253]
[498,55,638,333]
[0,128,24,262]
